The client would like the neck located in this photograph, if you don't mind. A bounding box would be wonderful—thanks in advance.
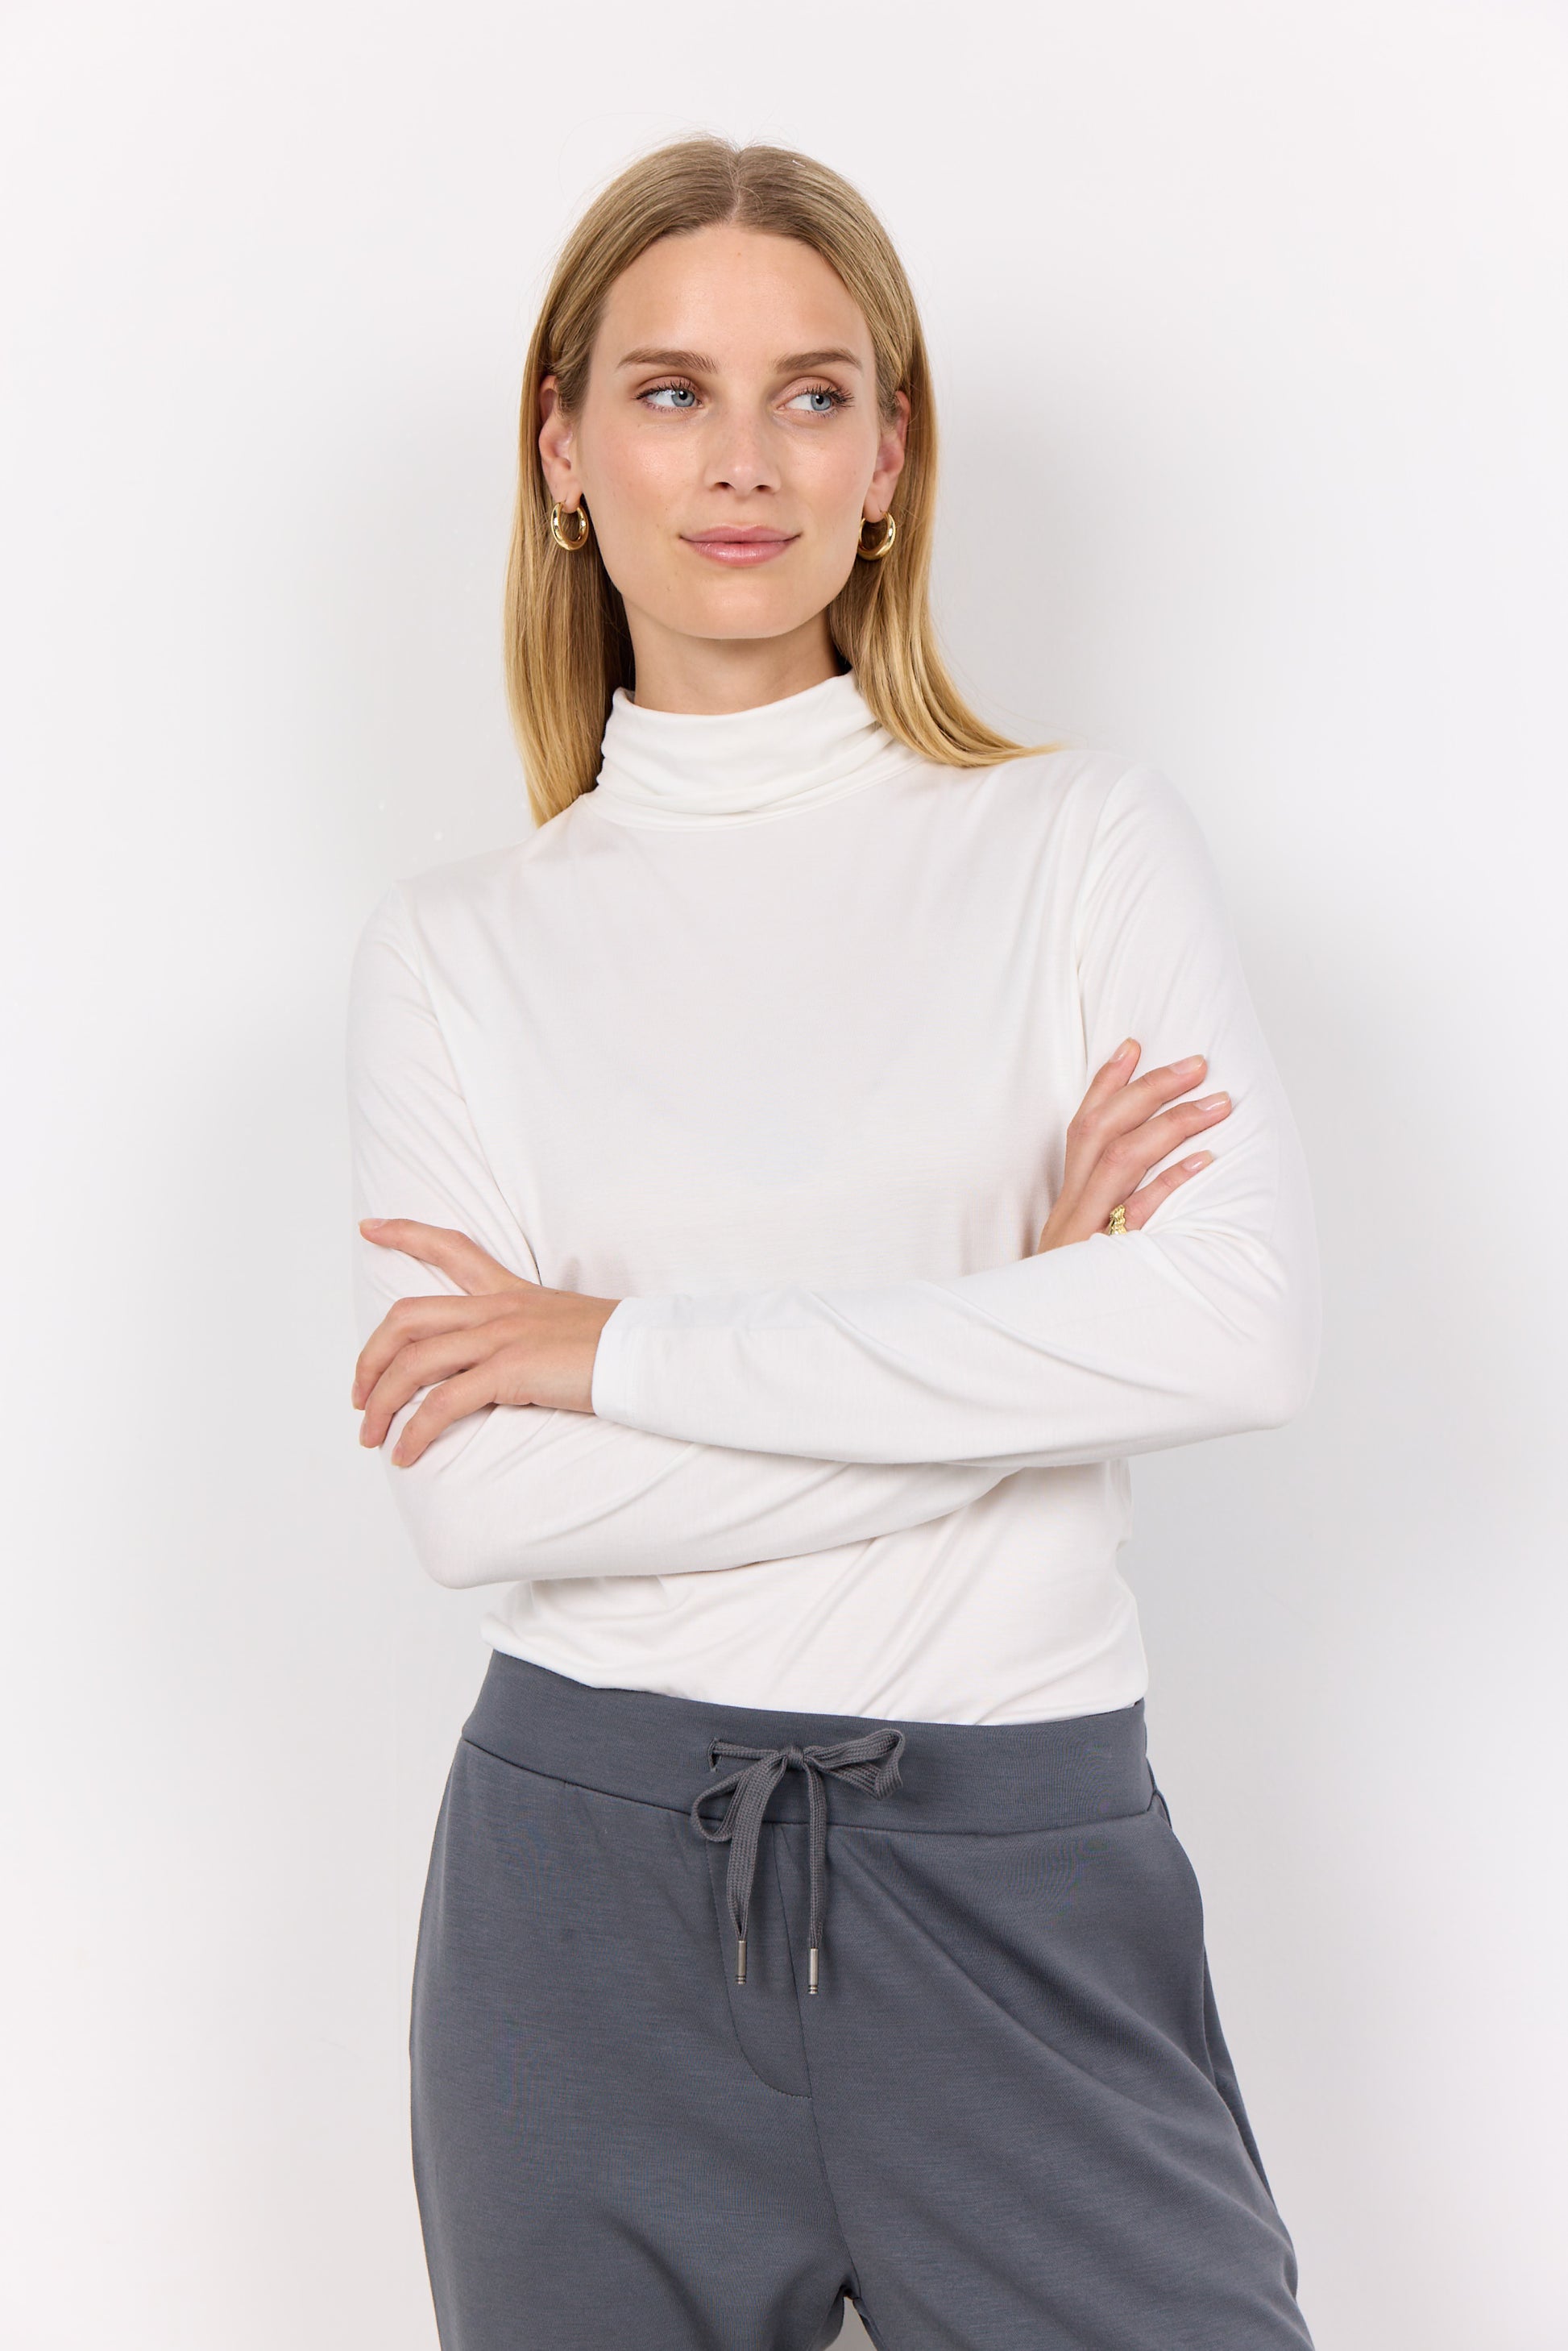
[622,606,841,716]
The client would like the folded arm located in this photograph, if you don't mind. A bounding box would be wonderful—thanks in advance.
[589,764,1322,1469]
[345,884,1012,1590]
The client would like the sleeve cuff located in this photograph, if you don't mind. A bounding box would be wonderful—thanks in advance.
[589,1297,642,1426]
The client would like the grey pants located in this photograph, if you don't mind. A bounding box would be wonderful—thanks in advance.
[410,1651,1315,2351]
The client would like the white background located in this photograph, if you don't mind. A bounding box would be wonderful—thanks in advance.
[3,3,1565,2345]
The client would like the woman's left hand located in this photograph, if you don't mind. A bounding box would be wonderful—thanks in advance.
[351,1218,621,1465]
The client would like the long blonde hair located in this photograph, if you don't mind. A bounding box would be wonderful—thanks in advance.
[504,136,1052,827]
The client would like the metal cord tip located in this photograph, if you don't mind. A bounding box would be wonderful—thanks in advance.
[735,1934,747,1986]
[808,1944,820,1995]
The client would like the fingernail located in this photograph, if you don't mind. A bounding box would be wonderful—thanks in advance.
[1195,1091,1230,1110]
[1114,1037,1137,1060]
[360,1217,386,1230]
[1182,1152,1214,1171]
[1172,1053,1205,1076]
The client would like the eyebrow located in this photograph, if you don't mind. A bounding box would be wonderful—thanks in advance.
[615,346,864,375]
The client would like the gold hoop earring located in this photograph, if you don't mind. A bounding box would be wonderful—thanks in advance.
[857,512,896,562]
[550,501,591,552]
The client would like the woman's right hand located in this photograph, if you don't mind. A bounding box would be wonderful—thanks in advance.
[1035,1040,1232,1252]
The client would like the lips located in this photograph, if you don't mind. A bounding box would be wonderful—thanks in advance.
[683,528,798,566]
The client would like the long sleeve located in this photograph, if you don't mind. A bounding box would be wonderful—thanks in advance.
[346,883,1013,1589]
[590,763,1321,1469]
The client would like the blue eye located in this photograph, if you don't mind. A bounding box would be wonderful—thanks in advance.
[789,384,846,414]
[643,382,699,410]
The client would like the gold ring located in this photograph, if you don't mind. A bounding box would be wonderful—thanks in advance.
[1106,1203,1127,1235]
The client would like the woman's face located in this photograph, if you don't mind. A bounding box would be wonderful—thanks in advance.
[537,226,909,681]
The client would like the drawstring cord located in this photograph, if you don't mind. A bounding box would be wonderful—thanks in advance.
[691,1729,906,1994]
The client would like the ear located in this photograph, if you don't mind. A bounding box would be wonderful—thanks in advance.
[537,376,580,505]
[864,388,911,524]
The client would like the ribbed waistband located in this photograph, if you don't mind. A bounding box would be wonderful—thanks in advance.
[463,1649,1155,1836]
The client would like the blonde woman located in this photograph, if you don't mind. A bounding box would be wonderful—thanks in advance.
[347,137,1320,2351]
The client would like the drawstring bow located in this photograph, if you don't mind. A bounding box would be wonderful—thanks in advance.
[691,1729,906,1994]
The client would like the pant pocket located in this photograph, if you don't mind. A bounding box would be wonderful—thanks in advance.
[1147,1771,1282,2208]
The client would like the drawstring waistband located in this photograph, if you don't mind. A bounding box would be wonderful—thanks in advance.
[462,1652,1154,2000]
[691,1730,906,1994]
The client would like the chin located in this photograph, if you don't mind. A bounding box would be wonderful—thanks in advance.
[699,610,815,644]
[681,581,840,644]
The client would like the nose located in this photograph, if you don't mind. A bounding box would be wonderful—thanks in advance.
[705,412,778,498]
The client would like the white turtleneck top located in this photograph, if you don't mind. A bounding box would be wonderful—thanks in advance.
[346,671,1320,1724]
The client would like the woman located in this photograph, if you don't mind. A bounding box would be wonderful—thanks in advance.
[346,137,1320,2351]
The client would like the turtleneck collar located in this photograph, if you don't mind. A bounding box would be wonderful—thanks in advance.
[587,668,919,830]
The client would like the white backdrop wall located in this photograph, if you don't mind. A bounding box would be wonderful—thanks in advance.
[3,3,1564,2345]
